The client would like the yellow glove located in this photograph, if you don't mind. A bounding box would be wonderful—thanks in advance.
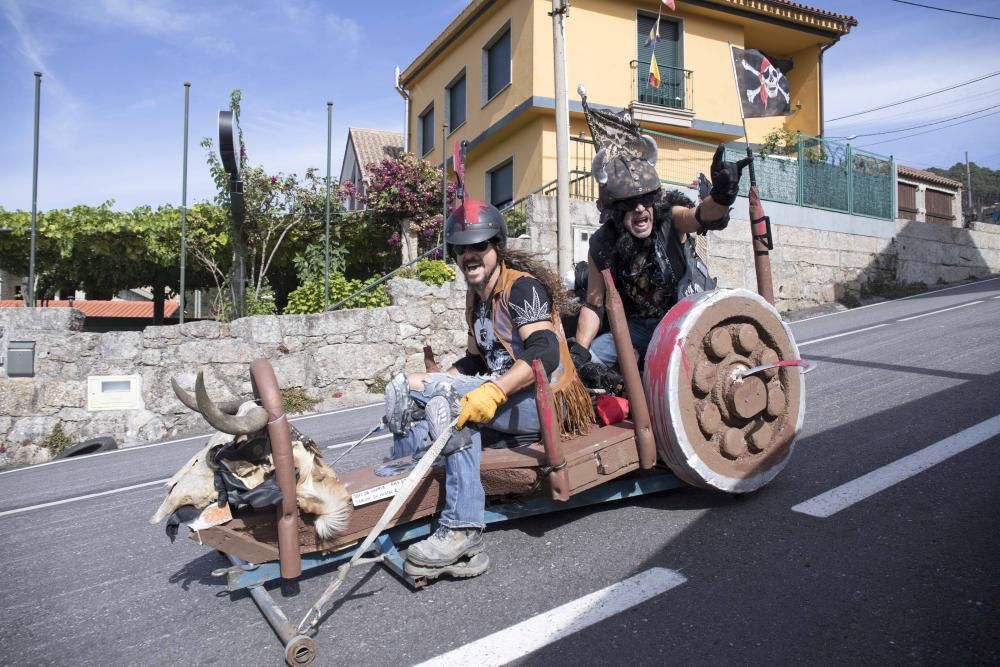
[456,382,507,429]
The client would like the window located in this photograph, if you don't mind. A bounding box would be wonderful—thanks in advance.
[446,71,467,131]
[419,104,435,156]
[487,159,514,208]
[482,22,511,104]
[636,13,682,108]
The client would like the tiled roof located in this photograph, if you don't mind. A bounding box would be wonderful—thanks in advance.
[349,128,404,181]
[898,165,963,190]
[753,0,858,26]
[0,299,180,318]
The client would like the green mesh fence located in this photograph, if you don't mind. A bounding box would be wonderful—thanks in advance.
[726,133,892,219]
[850,149,894,219]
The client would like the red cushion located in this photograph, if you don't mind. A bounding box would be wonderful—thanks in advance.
[595,395,630,426]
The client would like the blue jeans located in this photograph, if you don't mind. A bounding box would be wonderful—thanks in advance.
[589,317,662,367]
[391,373,541,529]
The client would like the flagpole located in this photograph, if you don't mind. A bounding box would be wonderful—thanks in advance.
[728,44,774,304]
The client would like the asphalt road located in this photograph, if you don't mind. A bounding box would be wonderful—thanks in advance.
[1,277,998,666]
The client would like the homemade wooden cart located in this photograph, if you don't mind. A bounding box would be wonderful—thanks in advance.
[179,273,805,665]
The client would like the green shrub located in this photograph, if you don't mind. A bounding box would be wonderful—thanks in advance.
[280,387,319,414]
[415,259,455,286]
[503,207,528,237]
[284,273,391,314]
[43,422,72,454]
[246,282,277,316]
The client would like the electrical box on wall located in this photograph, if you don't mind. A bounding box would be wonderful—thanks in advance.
[7,341,35,377]
[87,375,143,411]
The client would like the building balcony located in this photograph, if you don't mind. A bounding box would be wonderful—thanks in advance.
[630,60,694,126]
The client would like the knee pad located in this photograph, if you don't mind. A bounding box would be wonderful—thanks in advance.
[418,395,473,457]
[384,372,416,436]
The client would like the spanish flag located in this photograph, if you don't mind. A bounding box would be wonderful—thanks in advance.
[648,53,661,89]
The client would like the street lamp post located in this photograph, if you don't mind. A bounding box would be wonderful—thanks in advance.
[325,102,333,312]
[28,71,42,307]
[180,82,190,324]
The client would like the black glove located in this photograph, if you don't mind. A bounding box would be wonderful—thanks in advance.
[709,145,751,207]
[568,339,591,369]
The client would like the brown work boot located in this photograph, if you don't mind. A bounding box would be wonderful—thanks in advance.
[406,526,484,567]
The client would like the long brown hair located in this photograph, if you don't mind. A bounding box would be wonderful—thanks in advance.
[501,248,568,315]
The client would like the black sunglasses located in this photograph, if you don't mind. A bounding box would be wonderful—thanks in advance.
[451,240,492,256]
[615,193,657,212]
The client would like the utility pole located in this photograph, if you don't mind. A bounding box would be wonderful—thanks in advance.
[29,72,41,308]
[965,151,974,221]
[551,0,572,277]
[180,82,190,324]
[442,122,449,262]
[325,102,333,311]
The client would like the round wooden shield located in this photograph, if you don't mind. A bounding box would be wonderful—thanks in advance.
[643,288,805,493]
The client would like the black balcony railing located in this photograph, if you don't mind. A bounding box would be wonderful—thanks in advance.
[631,60,693,113]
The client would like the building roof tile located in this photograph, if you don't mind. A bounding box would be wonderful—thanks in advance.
[349,128,404,181]
[0,300,180,318]
[898,165,963,190]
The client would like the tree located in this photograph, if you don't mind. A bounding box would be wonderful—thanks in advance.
[0,203,214,323]
[201,90,343,318]
[346,153,456,266]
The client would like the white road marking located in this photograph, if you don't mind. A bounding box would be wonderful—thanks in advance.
[789,275,1000,323]
[792,414,1000,518]
[413,567,687,667]
[896,300,983,322]
[797,323,888,347]
[0,402,384,476]
[0,479,168,518]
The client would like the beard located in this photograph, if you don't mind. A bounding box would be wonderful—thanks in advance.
[611,216,655,275]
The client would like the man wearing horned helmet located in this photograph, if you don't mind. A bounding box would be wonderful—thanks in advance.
[571,87,748,370]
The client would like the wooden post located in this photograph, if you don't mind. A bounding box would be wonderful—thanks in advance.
[601,269,657,469]
[532,360,570,501]
[249,359,301,579]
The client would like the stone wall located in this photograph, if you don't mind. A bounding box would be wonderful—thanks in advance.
[0,279,469,464]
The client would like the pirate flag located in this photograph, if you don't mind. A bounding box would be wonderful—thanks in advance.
[731,47,794,118]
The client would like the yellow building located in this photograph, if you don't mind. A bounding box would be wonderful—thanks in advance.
[399,0,855,207]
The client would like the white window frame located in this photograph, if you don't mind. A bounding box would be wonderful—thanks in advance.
[481,20,512,107]
[445,67,468,135]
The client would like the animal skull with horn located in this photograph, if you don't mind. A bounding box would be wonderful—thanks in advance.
[150,372,351,541]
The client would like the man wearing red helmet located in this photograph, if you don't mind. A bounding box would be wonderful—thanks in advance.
[384,199,593,581]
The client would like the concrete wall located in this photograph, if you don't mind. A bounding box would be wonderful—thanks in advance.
[0,280,469,465]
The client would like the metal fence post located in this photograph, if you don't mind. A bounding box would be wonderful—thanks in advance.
[796,131,804,206]
[846,143,854,216]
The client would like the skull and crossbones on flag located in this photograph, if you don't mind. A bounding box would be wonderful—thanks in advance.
[731,47,794,118]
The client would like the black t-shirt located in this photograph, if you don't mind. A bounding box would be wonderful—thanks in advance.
[589,190,694,319]
[472,276,553,375]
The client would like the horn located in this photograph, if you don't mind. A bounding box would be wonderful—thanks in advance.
[194,371,269,435]
[640,134,658,166]
[592,148,609,185]
[171,376,246,415]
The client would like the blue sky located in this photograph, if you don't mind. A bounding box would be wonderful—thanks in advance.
[1,0,998,212]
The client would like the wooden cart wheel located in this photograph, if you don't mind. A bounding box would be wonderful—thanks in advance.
[643,288,805,493]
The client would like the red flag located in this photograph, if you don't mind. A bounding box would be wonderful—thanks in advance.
[662,0,676,9]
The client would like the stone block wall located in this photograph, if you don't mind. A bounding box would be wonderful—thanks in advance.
[0,279,469,463]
